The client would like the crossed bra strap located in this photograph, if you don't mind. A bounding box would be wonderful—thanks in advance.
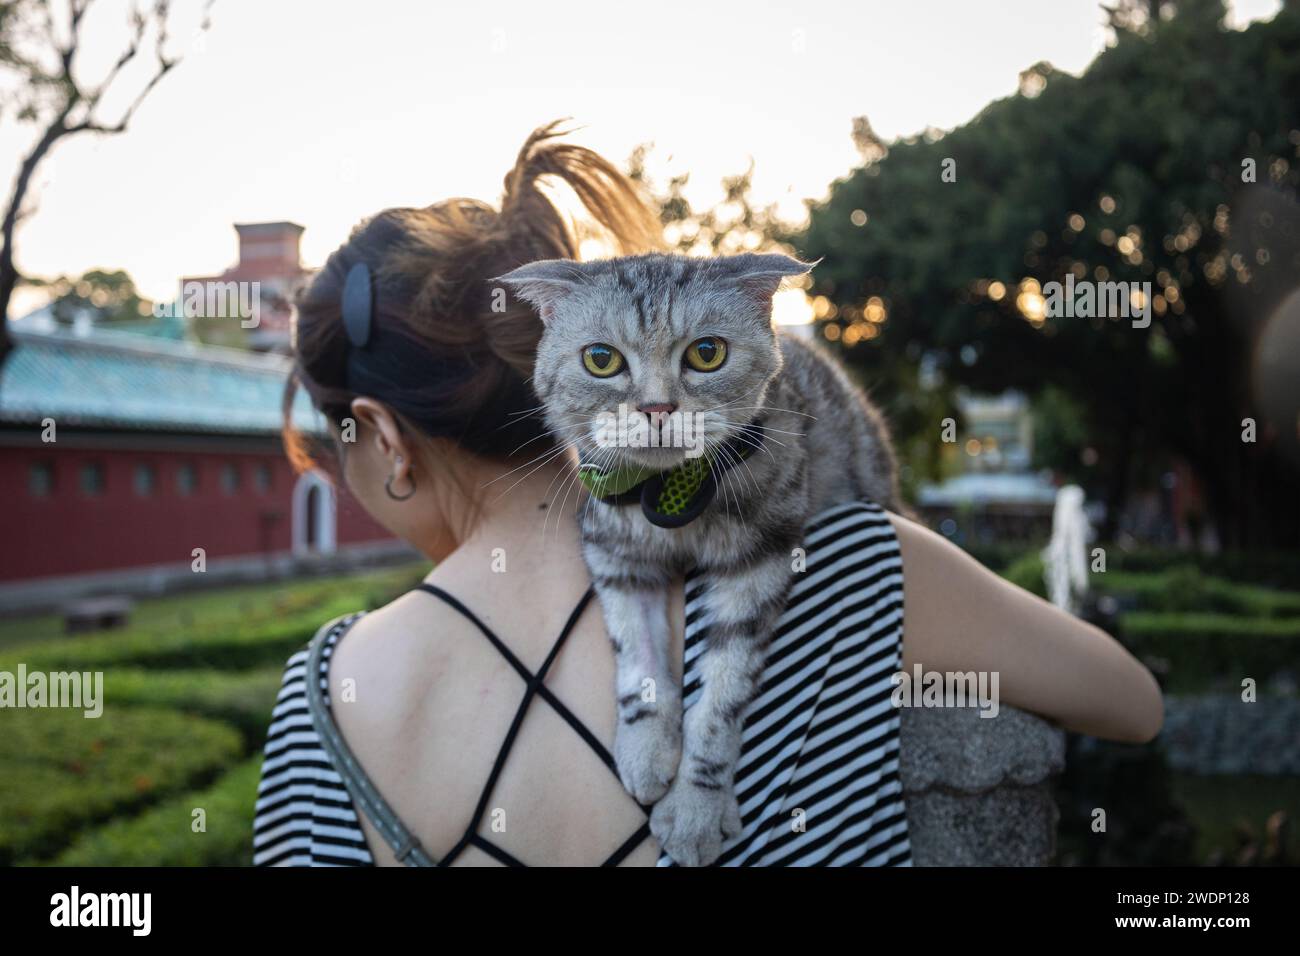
[304,582,653,867]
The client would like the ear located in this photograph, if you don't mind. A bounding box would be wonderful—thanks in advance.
[349,397,411,477]
[724,253,819,302]
[491,258,592,323]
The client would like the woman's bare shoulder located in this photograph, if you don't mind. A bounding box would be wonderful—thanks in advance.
[885,510,1163,743]
[325,583,469,739]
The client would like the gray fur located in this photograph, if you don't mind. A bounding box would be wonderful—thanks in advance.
[497,252,899,866]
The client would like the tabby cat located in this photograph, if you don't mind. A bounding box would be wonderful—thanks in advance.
[497,253,898,865]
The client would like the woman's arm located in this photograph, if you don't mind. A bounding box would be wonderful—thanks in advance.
[889,512,1164,744]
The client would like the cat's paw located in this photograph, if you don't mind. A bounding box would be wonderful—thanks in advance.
[614,706,682,804]
[650,776,743,867]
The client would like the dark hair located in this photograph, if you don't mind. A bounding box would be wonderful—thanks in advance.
[283,120,663,474]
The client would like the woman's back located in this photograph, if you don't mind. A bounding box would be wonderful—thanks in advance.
[254,490,913,866]
[326,513,673,866]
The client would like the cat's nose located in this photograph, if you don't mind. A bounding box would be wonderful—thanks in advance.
[637,402,677,416]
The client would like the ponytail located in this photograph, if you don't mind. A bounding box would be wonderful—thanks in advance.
[285,121,663,473]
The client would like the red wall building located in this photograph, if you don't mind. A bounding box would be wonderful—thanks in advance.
[0,326,402,612]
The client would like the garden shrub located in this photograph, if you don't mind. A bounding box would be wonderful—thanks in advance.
[103,667,285,743]
[1001,552,1048,598]
[42,757,262,867]
[0,706,243,865]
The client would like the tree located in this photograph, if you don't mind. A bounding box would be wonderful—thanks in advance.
[0,0,213,371]
[41,267,149,324]
[799,0,1300,547]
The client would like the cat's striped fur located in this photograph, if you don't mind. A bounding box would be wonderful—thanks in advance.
[498,253,899,865]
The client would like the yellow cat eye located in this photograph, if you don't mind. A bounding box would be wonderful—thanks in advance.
[582,343,625,377]
[684,336,727,372]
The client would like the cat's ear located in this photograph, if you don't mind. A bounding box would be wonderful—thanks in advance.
[725,253,820,302]
[491,259,591,324]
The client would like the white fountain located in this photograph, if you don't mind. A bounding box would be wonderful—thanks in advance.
[1041,484,1090,615]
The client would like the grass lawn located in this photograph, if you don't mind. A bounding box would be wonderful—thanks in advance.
[0,563,428,651]
[0,560,427,865]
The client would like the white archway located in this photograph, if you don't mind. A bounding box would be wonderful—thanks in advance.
[291,469,337,556]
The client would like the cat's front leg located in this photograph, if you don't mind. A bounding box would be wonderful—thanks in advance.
[587,552,683,805]
[651,555,793,866]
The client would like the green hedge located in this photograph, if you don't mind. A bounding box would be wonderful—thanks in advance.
[103,667,285,743]
[42,757,262,867]
[1119,612,1300,692]
[0,602,342,673]
[977,543,1300,590]
[0,563,425,672]
[1099,548,1300,590]
[1101,566,1300,618]
[1001,552,1047,598]
[0,706,243,865]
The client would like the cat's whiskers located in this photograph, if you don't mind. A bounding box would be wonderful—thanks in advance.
[548,437,603,543]
[488,437,582,508]
[722,403,819,421]
[482,419,595,491]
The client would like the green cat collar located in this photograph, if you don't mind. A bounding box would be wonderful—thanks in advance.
[578,419,767,529]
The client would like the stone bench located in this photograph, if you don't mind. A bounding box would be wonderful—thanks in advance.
[900,704,1067,866]
[62,596,133,633]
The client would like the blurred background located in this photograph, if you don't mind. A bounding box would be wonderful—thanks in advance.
[0,0,1297,866]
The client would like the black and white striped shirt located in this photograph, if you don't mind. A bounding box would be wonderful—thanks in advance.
[253,499,910,867]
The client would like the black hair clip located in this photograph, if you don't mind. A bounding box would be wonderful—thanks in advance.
[341,262,373,348]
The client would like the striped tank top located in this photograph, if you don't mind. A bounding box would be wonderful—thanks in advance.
[253,498,911,867]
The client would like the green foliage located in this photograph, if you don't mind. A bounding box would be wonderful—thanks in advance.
[1002,551,1048,598]
[103,667,285,743]
[0,565,426,864]
[0,563,425,669]
[799,0,1300,546]
[996,549,1300,691]
[1102,547,1300,589]
[44,269,150,325]
[1120,612,1300,692]
[0,706,243,865]
[1030,386,1095,480]
[1104,566,1300,616]
[42,758,263,867]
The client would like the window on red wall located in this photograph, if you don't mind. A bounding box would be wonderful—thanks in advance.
[254,462,272,493]
[134,463,157,497]
[80,462,105,496]
[29,461,54,497]
[221,463,240,495]
[177,463,198,496]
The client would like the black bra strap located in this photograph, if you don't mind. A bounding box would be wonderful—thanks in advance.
[603,821,653,867]
[362,583,656,865]
[415,583,629,786]
[304,616,439,867]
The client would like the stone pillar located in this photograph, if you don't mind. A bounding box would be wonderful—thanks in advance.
[899,705,1066,866]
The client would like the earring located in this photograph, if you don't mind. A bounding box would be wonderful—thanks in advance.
[386,459,416,501]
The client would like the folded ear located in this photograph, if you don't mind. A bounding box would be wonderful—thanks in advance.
[723,253,820,302]
[491,258,592,323]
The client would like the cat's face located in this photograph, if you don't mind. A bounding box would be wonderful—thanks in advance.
[498,253,812,470]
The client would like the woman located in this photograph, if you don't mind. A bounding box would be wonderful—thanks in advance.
[252,122,1163,867]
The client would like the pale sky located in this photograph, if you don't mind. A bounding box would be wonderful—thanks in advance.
[0,0,1282,306]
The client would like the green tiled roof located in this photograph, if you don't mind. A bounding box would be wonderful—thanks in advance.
[0,328,326,436]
